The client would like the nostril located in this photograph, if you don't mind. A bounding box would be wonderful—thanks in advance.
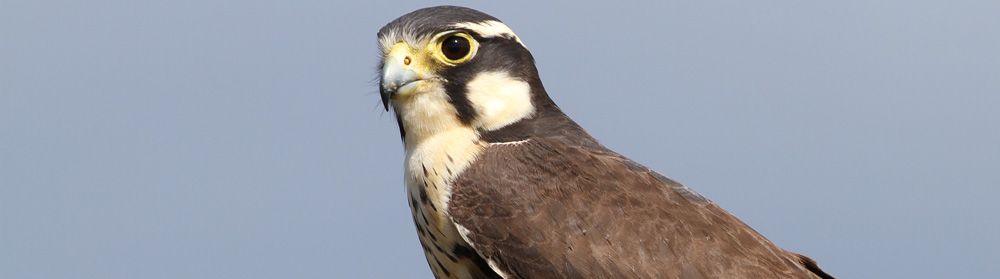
[403,56,411,66]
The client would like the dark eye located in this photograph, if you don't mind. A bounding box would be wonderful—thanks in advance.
[441,36,471,60]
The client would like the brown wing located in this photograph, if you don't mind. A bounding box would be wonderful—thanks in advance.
[448,138,832,279]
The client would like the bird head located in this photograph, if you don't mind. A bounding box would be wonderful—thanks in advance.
[377,6,551,143]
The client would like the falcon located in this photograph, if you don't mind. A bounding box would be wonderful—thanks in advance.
[376,6,834,279]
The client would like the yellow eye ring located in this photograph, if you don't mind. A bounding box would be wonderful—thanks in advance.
[431,31,478,65]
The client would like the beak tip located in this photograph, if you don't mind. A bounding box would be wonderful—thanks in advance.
[380,87,393,111]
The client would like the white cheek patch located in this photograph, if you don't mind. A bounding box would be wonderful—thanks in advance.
[452,20,526,48]
[465,72,534,131]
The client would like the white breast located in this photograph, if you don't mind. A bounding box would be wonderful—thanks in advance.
[404,127,489,279]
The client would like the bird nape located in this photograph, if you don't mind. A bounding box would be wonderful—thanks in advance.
[375,5,834,279]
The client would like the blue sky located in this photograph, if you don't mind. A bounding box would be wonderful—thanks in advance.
[2,1,999,278]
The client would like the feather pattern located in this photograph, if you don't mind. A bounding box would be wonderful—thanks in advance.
[449,135,832,278]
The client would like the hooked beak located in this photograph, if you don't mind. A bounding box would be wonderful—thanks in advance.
[380,43,432,111]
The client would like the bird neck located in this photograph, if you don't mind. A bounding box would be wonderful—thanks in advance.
[479,102,606,149]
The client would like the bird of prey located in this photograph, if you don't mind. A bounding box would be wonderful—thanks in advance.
[376,6,834,279]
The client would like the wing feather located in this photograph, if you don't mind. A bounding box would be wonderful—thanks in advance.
[448,138,831,279]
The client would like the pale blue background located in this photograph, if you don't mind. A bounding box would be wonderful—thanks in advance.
[3,1,998,278]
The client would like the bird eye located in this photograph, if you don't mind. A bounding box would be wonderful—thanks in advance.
[441,36,471,61]
[431,31,477,64]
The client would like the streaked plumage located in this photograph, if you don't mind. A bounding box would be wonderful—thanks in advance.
[376,6,833,279]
